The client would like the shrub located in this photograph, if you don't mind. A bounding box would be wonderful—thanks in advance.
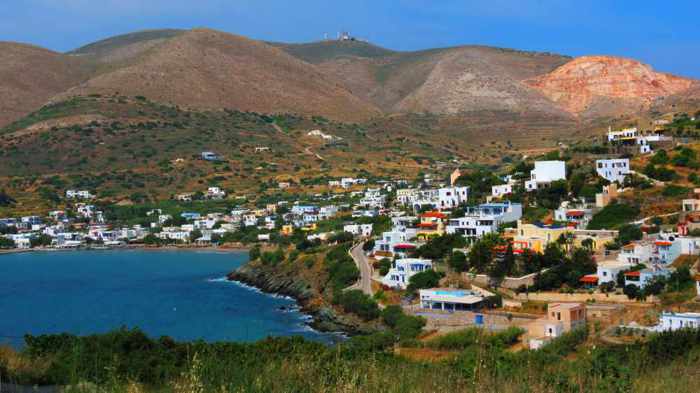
[333,290,380,320]
[377,258,392,276]
[662,184,689,197]
[406,270,442,293]
[588,202,639,229]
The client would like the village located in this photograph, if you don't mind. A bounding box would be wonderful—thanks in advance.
[2,121,700,350]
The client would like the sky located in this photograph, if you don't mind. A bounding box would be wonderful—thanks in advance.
[1,0,699,78]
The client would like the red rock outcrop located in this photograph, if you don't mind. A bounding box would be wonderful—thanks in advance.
[525,56,695,117]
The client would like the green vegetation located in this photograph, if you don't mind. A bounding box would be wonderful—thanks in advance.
[425,327,524,351]
[415,233,466,260]
[5,324,700,392]
[587,201,639,229]
[333,290,380,321]
[324,243,360,290]
[528,246,596,291]
[406,270,443,293]
[0,236,15,248]
[662,184,690,197]
[0,189,15,206]
[380,305,425,341]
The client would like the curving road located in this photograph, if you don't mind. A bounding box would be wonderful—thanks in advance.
[348,242,374,296]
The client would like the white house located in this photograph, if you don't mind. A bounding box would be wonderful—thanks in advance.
[374,227,418,257]
[657,312,700,331]
[319,205,339,220]
[381,258,433,289]
[554,200,593,228]
[618,242,653,265]
[525,161,566,191]
[66,190,94,199]
[419,288,484,311]
[446,202,522,240]
[624,266,671,288]
[206,187,226,200]
[491,184,513,199]
[437,186,469,209]
[653,239,682,265]
[596,260,635,285]
[596,159,630,183]
[344,224,373,237]
[607,127,638,143]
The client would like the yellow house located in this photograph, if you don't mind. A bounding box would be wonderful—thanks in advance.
[280,225,294,236]
[301,223,317,232]
[513,220,571,253]
[416,211,446,240]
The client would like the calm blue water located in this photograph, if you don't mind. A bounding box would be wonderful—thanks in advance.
[0,250,338,348]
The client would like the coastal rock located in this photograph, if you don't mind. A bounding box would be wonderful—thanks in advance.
[228,261,381,336]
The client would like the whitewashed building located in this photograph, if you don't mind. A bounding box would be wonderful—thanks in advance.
[525,161,566,191]
[381,258,433,289]
[596,260,635,285]
[446,202,522,240]
[596,159,630,183]
[419,288,484,311]
[491,184,513,199]
[657,312,700,331]
[343,224,373,237]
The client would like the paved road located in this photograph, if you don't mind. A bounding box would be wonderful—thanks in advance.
[348,241,374,296]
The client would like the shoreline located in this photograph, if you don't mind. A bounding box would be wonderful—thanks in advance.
[228,261,381,337]
[0,243,251,255]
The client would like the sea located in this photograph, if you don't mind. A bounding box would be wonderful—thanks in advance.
[0,249,340,348]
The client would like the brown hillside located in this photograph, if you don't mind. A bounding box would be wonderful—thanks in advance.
[281,42,572,115]
[0,43,92,128]
[53,29,380,122]
[526,56,696,118]
[394,47,572,116]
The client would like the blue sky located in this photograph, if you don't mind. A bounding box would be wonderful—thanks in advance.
[2,0,699,77]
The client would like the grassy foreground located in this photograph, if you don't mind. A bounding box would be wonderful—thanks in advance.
[1,326,700,392]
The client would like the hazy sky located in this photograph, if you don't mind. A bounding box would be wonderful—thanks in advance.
[2,0,699,77]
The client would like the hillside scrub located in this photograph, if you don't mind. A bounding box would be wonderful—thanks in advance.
[5,324,700,392]
[587,201,640,229]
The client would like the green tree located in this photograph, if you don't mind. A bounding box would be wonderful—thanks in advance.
[407,270,442,293]
[189,229,203,242]
[0,237,15,249]
[377,258,392,276]
[650,149,669,165]
[623,284,640,300]
[0,189,15,206]
[448,251,469,272]
[617,224,643,245]
[30,234,53,248]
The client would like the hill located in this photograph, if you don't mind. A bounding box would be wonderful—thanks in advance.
[66,29,185,69]
[0,42,92,127]
[52,29,381,123]
[526,56,697,118]
[278,42,573,115]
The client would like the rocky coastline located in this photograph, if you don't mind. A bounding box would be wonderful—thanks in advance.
[227,261,381,336]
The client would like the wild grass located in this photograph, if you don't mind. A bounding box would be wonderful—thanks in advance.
[3,325,700,392]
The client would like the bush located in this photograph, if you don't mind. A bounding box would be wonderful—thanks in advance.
[662,184,689,197]
[260,248,285,265]
[0,237,15,249]
[325,244,359,289]
[448,251,468,272]
[416,234,466,260]
[333,290,380,320]
[380,305,426,341]
[406,270,442,293]
[377,258,392,276]
[588,202,639,229]
[617,224,643,245]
